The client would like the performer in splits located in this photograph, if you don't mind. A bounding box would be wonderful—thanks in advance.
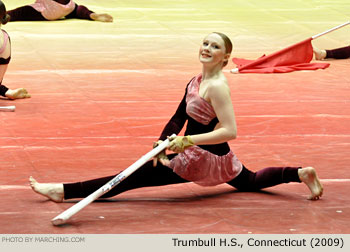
[30,32,323,202]
[7,0,113,22]
[0,1,30,100]
[313,45,350,60]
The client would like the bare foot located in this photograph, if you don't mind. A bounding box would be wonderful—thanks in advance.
[298,167,323,200]
[313,47,327,60]
[29,176,64,202]
[5,88,31,100]
[90,13,113,22]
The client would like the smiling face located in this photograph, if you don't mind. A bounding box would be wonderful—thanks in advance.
[199,33,230,67]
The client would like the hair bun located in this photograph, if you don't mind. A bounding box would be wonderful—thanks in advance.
[1,13,10,25]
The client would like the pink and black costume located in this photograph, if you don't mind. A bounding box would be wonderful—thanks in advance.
[7,0,93,21]
[0,29,11,97]
[63,75,301,199]
[325,46,350,59]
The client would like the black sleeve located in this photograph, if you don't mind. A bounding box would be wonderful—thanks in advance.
[158,78,194,140]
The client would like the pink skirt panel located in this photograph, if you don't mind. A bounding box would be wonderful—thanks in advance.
[169,146,242,186]
[30,0,75,20]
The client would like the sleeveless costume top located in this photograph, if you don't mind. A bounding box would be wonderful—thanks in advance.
[30,0,75,20]
[160,74,242,186]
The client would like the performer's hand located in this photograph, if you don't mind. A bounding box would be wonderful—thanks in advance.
[153,140,170,167]
[168,135,194,153]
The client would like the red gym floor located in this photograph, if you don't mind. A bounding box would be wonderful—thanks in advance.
[0,0,349,234]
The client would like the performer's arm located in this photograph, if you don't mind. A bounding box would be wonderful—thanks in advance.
[158,85,189,141]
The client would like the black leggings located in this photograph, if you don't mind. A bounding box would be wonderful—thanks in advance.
[7,4,93,21]
[0,83,9,97]
[326,45,350,59]
[63,155,301,199]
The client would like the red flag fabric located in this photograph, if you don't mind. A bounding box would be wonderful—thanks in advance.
[232,38,330,73]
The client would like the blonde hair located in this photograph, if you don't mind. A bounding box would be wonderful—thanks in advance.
[212,32,233,67]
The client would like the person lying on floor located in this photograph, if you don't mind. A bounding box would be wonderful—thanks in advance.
[0,1,30,100]
[7,0,113,22]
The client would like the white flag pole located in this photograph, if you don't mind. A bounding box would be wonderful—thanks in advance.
[51,134,175,226]
[0,106,15,112]
[312,21,350,40]
[231,21,350,74]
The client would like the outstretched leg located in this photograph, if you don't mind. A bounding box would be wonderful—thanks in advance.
[5,88,31,99]
[7,6,46,21]
[29,176,64,202]
[29,156,188,201]
[227,166,323,200]
[65,4,113,22]
[313,45,350,60]
[313,47,327,60]
[1,84,31,99]
[298,167,323,200]
[325,46,350,59]
[89,13,113,22]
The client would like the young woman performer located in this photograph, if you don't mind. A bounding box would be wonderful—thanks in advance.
[30,32,323,202]
[0,1,30,100]
[313,45,350,60]
[7,0,113,22]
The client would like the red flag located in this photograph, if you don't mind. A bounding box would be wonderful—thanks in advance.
[232,38,330,73]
